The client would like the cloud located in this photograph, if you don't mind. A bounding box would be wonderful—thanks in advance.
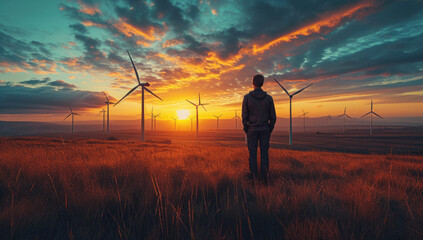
[47,80,77,89]
[20,77,51,85]
[69,23,88,33]
[0,84,110,114]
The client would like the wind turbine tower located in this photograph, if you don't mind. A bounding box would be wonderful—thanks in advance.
[361,99,383,135]
[153,113,160,131]
[274,78,313,145]
[232,110,240,130]
[190,116,196,131]
[299,108,309,133]
[64,105,80,136]
[103,92,114,134]
[213,114,223,130]
[337,107,352,133]
[99,108,106,132]
[114,50,163,142]
[186,93,208,138]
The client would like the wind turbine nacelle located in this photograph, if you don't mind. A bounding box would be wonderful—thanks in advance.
[144,82,150,87]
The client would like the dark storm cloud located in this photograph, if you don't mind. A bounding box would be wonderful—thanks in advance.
[20,77,51,85]
[0,84,107,114]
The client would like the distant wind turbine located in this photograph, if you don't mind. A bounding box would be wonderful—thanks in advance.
[114,50,163,142]
[170,116,177,131]
[153,113,160,131]
[299,108,309,133]
[232,110,240,130]
[190,116,196,131]
[103,92,115,134]
[64,105,80,136]
[213,114,223,130]
[361,99,383,135]
[150,106,154,131]
[99,108,106,133]
[186,93,208,138]
[337,106,352,133]
[274,78,313,145]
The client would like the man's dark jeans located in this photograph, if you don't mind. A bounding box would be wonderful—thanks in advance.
[247,128,271,181]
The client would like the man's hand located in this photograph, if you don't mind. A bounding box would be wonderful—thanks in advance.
[243,126,248,134]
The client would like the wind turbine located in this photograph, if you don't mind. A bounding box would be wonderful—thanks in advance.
[64,105,80,136]
[232,110,240,130]
[299,108,309,133]
[170,116,177,131]
[153,113,160,131]
[99,108,106,133]
[150,106,155,131]
[337,106,352,133]
[361,99,383,135]
[213,114,223,131]
[114,50,163,142]
[186,93,208,138]
[103,92,115,134]
[190,116,196,131]
[274,78,313,145]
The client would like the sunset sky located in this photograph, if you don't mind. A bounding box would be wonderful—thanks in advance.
[1,0,422,123]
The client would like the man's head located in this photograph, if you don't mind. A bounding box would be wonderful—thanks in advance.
[252,74,264,88]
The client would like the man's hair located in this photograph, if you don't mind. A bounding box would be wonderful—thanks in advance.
[253,74,264,87]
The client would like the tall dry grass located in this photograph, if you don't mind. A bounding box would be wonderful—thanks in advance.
[0,137,422,239]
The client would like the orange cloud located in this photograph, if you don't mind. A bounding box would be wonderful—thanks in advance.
[82,21,106,28]
[252,0,378,54]
[162,38,184,48]
[113,19,161,41]
[78,2,101,15]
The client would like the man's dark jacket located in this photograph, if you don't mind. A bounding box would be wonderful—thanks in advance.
[242,88,276,133]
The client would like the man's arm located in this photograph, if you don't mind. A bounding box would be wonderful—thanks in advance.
[242,95,249,133]
[269,96,276,132]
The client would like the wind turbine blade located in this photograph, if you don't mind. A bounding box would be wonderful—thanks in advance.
[344,107,346,114]
[127,50,141,84]
[186,99,197,106]
[213,115,218,118]
[108,102,115,104]
[73,113,80,115]
[361,112,371,118]
[292,83,313,96]
[103,92,109,102]
[371,99,373,111]
[64,113,72,120]
[345,114,352,119]
[144,86,163,101]
[198,93,201,105]
[302,108,305,114]
[114,85,139,107]
[337,114,344,119]
[156,113,161,117]
[69,105,72,112]
[273,78,290,96]
[218,114,223,118]
[372,111,383,119]
[201,104,207,112]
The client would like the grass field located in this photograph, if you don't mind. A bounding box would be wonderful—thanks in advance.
[0,137,422,239]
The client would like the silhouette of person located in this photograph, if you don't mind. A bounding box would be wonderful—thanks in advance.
[242,74,276,184]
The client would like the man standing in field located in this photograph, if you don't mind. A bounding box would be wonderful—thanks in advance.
[242,74,277,184]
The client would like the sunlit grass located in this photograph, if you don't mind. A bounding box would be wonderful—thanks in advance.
[0,137,422,239]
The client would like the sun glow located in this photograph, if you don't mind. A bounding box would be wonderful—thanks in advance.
[177,110,190,120]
